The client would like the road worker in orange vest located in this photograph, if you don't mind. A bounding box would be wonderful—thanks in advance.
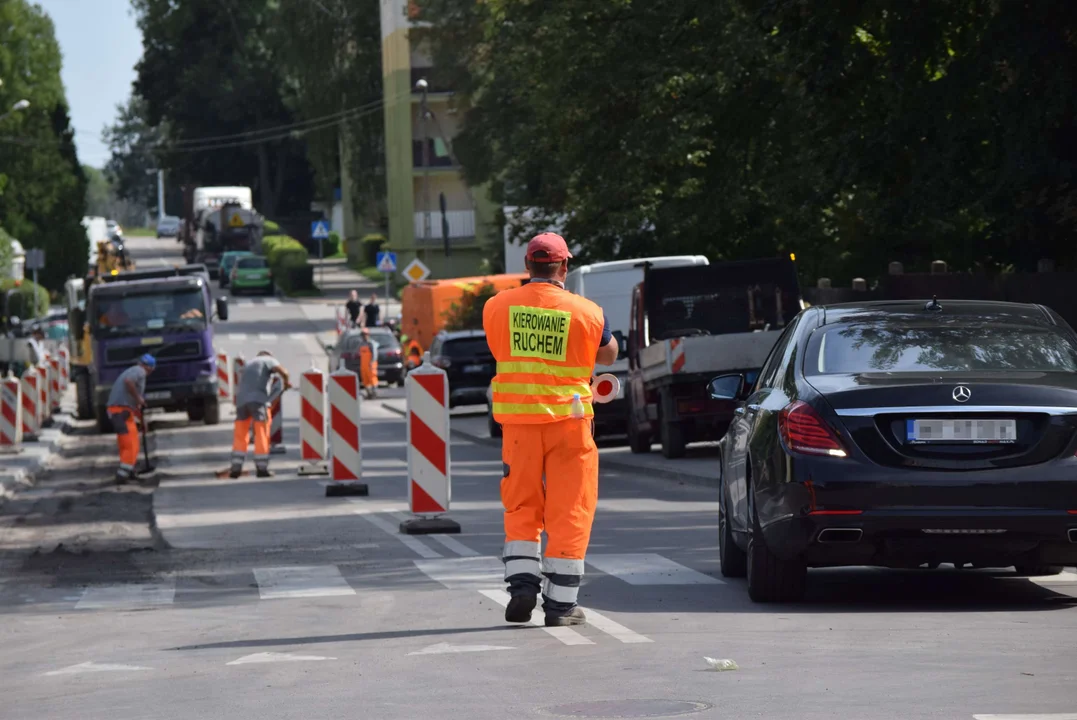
[482,232,618,627]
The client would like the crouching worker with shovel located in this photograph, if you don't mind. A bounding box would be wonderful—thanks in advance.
[230,350,291,478]
[107,354,156,483]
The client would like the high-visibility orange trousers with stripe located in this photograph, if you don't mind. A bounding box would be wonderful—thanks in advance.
[107,405,139,478]
[500,418,598,609]
[359,346,377,388]
[232,406,271,472]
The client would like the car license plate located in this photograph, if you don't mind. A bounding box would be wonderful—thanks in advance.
[145,390,171,400]
[463,364,487,374]
[906,418,1016,444]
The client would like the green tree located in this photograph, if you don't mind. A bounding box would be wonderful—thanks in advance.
[131,0,314,218]
[443,282,497,331]
[0,0,88,290]
[102,94,161,211]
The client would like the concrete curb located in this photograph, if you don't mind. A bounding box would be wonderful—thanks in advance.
[0,412,76,505]
[378,400,717,488]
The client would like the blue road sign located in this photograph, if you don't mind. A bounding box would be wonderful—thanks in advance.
[311,220,330,240]
[376,251,397,274]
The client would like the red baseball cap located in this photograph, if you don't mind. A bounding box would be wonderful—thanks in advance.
[525,232,573,262]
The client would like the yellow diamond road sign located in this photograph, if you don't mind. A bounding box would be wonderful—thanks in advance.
[402,257,431,283]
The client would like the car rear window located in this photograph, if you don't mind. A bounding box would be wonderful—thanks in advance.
[237,257,266,268]
[809,323,1077,374]
[443,338,491,357]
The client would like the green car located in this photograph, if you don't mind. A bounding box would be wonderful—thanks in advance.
[230,255,275,295]
[219,250,254,288]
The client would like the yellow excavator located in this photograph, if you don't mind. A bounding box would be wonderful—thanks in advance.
[64,239,137,418]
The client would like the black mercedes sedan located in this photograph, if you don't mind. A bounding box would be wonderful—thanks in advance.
[710,299,1077,602]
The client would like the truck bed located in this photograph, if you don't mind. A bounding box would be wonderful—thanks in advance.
[639,330,782,386]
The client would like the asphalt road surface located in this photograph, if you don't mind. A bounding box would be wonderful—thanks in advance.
[1,236,1075,720]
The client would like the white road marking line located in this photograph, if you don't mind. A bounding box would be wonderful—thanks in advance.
[350,504,442,558]
[478,589,593,646]
[229,333,249,341]
[76,580,176,610]
[252,565,355,599]
[290,332,307,340]
[264,298,282,307]
[45,662,151,676]
[227,652,334,665]
[583,607,653,644]
[382,510,480,557]
[586,553,724,585]
[1028,570,1077,584]
[258,333,278,341]
[233,299,252,307]
[974,716,1077,719]
[413,557,504,589]
[408,642,514,655]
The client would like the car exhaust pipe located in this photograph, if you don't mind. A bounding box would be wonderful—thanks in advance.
[817,528,863,543]
[1068,528,1077,544]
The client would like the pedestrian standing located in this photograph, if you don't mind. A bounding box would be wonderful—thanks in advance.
[230,350,291,478]
[482,232,618,627]
[345,290,362,328]
[361,293,380,327]
[107,354,156,482]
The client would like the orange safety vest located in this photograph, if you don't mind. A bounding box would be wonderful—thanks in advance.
[483,281,604,424]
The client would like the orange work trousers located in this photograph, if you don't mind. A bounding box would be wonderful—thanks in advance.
[359,346,378,388]
[500,418,598,607]
[231,403,271,472]
[108,405,139,478]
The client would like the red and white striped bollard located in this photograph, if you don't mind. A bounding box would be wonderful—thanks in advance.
[297,366,328,476]
[400,353,459,534]
[20,368,39,441]
[325,361,365,496]
[0,374,22,451]
[216,350,232,404]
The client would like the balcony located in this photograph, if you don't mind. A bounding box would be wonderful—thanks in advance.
[412,138,455,169]
[414,210,475,244]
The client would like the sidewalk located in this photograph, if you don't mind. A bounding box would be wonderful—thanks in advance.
[296,257,402,352]
[378,398,718,487]
[0,385,77,505]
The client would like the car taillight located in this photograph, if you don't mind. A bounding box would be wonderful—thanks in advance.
[778,401,847,458]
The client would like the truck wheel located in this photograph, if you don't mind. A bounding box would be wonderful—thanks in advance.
[76,374,94,420]
[203,397,221,425]
[95,404,112,434]
[746,488,806,602]
[626,397,651,453]
[187,400,205,422]
[660,416,687,459]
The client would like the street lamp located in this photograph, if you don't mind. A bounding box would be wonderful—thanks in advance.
[0,99,30,123]
[145,168,165,220]
[415,78,430,266]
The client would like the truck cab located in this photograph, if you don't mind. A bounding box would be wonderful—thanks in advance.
[564,256,709,439]
[626,258,802,457]
[82,265,228,432]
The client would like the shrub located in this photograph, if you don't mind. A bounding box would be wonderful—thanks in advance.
[361,233,387,266]
[443,282,497,331]
[0,278,49,322]
[324,231,341,257]
[263,220,281,234]
[262,234,311,293]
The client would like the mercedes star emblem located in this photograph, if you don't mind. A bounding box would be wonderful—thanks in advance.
[952,385,972,403]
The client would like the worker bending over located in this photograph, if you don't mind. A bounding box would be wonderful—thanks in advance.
[107,354,156,482]
[358,327,379,399]
[230,350,291,478]
[483,232,618,627]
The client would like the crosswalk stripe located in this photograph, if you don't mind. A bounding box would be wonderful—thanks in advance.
[76,580,176,610]
[973,715,1077,719]
[413,557,503,589]
[252,565,355,599]
[229,333,248,341]
[582,607,653,644]
[586,553,723,585]
[258,333,278,341]
[478,589,594,646]
[264,299,282,307]
[351,505,442,559]
[426,534,481,557]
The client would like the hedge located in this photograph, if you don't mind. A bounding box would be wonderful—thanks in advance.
[262,234,311,293]
[0,278,49,322]
[361,233,387,266]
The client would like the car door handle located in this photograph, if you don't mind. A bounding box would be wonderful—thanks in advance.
[734,407,745,416]
[746,404,762,413]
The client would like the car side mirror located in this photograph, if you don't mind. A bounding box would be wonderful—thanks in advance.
[216,296,229,321]
[708,374,746,400]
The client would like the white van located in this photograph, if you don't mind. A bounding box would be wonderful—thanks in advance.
[564,255,709,437]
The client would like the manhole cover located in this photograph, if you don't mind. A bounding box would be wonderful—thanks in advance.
[539,699,712,718]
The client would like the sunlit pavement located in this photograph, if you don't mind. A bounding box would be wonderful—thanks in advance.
[0,236,1075,720]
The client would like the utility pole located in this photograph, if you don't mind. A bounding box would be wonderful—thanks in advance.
[416,78,431,269]
[157,170,165,220]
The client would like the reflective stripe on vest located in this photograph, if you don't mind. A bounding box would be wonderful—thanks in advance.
[484,283,604,424]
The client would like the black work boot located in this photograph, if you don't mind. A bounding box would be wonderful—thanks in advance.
[545,606,586,627]
[229,467,242,479]
[256,468,274,478]
[505,594,537,624]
